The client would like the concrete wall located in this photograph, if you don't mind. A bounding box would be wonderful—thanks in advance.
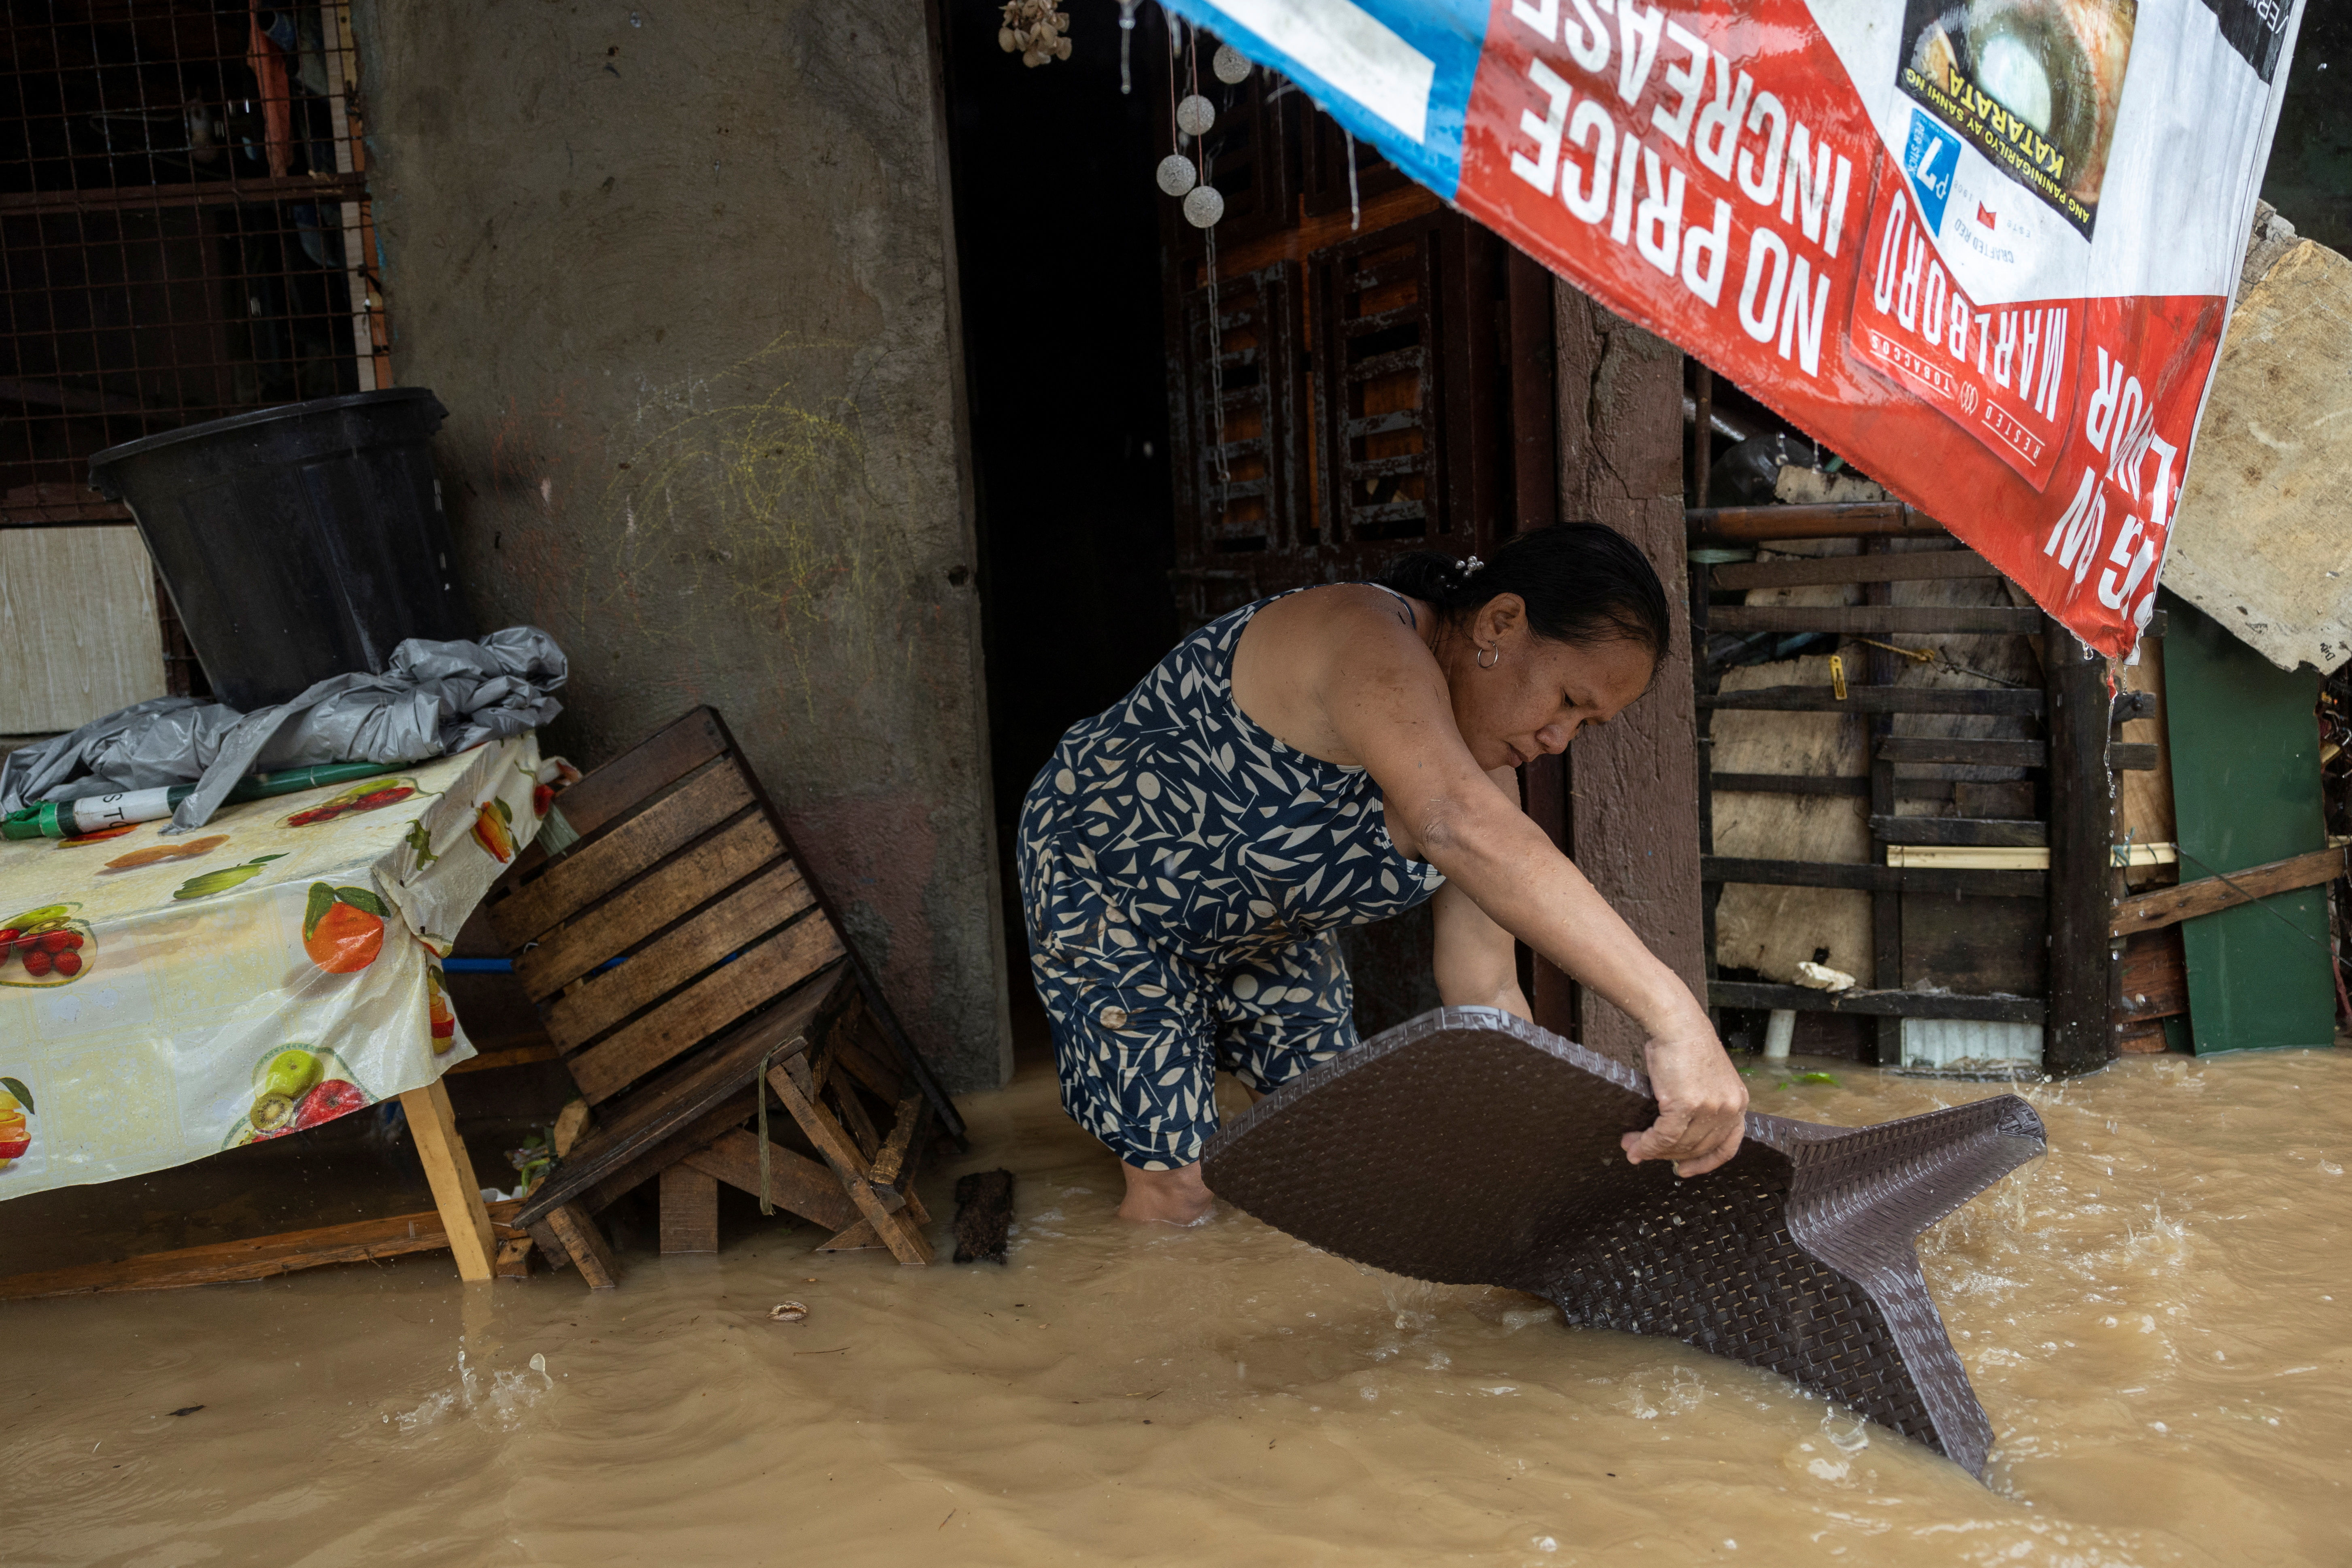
[354,0,1012,1090]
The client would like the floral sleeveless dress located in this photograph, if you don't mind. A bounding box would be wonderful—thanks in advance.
[1015,588,1445,1169]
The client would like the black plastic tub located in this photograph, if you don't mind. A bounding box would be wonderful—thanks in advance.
[87,388,471,711]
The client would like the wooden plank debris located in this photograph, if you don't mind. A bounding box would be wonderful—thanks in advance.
[1711,605,2042,635]
[1711,551,2001,590]
[0,1201,524,1301]
[2111,844,2347,936]
[1707,981,2044,1024]
[1702,685,2045,716]
[515,812,786,1000]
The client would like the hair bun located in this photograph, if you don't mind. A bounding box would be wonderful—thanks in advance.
[1373,525,1668,658]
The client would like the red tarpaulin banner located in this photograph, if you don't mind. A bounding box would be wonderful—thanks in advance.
[1167,0,2305,655]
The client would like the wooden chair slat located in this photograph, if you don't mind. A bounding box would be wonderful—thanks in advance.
[833,1030,901,1104]
[684,1128,861,1231]
[516,810,787,1000]
[543,860,818,1046]
[492,761,754,946]
[579,1087,756,1215]
[569,925,847,1103]
[513,973,836,1227]
[867,1096,928,1188]
[514,708,727,875]
[829,1077,884,1159]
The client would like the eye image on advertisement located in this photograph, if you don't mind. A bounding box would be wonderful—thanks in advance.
[1897,0,2136,237]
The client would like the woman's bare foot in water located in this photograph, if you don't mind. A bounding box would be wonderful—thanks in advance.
[1119,1161,1213,1225]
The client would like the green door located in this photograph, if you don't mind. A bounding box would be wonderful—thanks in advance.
[2161,593,2334,1052]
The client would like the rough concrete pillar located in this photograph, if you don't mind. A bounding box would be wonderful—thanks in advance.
[354,0,1012,1090]
[1552,284,1706,1067]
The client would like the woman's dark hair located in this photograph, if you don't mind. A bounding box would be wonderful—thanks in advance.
[1377,523,1670,659]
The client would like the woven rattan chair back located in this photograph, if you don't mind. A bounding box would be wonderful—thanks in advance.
[1201,1007,2044,1476]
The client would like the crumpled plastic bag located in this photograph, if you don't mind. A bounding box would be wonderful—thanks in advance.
[0,626,566,832]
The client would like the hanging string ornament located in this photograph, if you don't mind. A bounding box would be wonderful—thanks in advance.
[1212,43,1251,83]
[1118,0,1139,93]
[1157,22,1222,232]
[997,0,1071,66]
[1182,185,1225,227]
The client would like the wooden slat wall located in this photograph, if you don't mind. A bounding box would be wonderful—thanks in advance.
[1695,532,2149,1071]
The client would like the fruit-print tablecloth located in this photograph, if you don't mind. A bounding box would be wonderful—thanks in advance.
[0,735,554,1199]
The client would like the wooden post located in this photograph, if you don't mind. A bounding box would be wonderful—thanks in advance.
[1864,543,1904,1066]
[1523,752,1575,1039]
[1506,248,1560,534]
[1552,283,1706,1068]
[398,1079,495,1282]
[1687,363,1712,509]
[2044,618,2118,1073]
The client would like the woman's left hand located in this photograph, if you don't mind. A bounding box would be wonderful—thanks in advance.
[1622,1018,1749,1177]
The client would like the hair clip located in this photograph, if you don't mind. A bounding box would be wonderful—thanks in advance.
[1460,555,1486,575]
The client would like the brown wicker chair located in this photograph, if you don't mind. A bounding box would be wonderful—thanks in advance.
[1200,1007,2044,1477]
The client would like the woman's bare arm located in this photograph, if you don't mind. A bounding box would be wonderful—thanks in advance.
[1430,768,1533,1020]
[1310,599,1748,1175]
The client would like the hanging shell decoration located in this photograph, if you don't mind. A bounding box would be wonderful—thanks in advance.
[999,0,1072,66]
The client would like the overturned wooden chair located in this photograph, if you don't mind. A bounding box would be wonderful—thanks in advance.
[494,708,963,1285]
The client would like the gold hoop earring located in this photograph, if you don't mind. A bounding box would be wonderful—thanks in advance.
[1477,643,1500,669]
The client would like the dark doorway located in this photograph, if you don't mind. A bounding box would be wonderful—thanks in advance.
[937,10,1562,1040]
[935,0,1182,837]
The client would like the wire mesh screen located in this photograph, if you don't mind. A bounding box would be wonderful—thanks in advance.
[0,2,387,527]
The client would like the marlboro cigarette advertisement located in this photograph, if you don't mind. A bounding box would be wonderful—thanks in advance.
[1163,0,2304,656]
[1897,0,2137,238]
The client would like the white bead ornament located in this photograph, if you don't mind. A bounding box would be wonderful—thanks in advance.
[1182,185,1226,228]
[1175,93,1216,136]
[1212,44,1251,83]
[1156,154,1198,197]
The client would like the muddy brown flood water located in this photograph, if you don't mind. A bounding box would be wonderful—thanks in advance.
[6,1048,2348,1566]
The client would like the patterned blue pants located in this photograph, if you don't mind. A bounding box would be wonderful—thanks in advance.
[1028,930,1358,1171]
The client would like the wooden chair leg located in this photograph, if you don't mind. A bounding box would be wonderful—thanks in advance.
[659,1164,719,1254]
[816,1190,928,1253]
[399,1080,495,1282]
[545,1201,621,1289]
[768,1063,933,1265]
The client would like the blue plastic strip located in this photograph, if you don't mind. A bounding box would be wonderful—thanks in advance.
[441,957,514,974]
[1161,0,1485,200]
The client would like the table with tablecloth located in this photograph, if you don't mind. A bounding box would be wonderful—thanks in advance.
[0,736,551,1231]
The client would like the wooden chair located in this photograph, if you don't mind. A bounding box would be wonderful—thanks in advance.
[495,708,963,1285]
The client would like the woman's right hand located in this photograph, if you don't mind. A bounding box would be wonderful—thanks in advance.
[1622,1018,1749,1177]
